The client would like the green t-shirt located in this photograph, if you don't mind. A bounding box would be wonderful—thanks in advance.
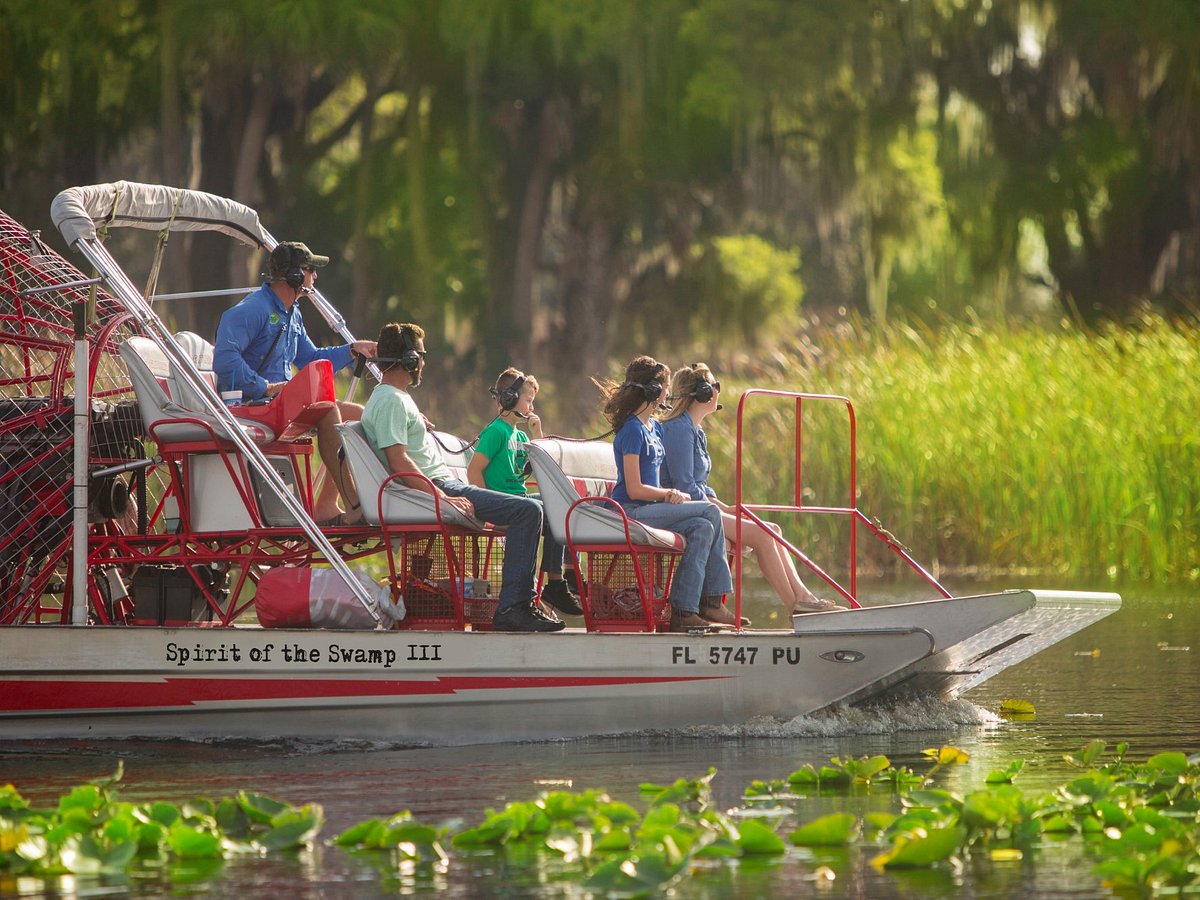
[475,416,529,495]
[361,383,452,483]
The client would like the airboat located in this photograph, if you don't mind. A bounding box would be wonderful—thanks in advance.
[0,182,1119,744]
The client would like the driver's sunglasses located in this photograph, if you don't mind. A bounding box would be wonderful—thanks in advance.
[302,265,318,274]
[709,380,721,392]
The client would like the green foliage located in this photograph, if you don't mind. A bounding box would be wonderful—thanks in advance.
[715,317,1200,582]
[13,741,1200,893]
[0,766,322,881]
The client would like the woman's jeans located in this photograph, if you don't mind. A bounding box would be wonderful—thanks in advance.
[626,500,732,614]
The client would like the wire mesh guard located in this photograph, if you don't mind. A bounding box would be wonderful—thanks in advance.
[0,209,169,624]
[389,531,503,629]
[579,550,673,632]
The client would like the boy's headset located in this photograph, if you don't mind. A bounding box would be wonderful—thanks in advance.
[623,362,666,402]
[490,373,527,411]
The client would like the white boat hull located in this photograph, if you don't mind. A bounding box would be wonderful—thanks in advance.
[0,590,1118,744]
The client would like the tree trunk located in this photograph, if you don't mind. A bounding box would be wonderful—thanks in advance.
[551,198,621,432]
[405,82,436,323]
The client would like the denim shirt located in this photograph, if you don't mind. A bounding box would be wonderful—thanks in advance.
[660,413,717,501]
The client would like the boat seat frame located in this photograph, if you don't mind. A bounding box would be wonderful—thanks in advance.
[526,439,684,632]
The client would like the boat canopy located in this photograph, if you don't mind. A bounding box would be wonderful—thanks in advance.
[51,181,270,249]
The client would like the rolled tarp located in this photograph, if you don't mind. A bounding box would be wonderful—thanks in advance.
[51,181,271,249]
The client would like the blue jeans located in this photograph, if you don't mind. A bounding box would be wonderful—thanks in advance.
[437,479,542,611]
[529,493,565,576]
[626,500,732,614]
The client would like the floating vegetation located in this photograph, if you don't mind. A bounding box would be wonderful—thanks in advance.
[0,761,322,881]
[5,742,1200,894]
[998,698,1036,718]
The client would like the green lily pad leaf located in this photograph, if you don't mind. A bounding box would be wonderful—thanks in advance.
[333,819,384,847]
[258,806,323,851]
[382,822,438,846]
[1039,814,1076,833]
[790,812,860,846]
[1065,739,1106,768]
[904,789,961,811]
[985,760,1025,784]
[874,824,967,869]
[1146,752,1188,775]
[696,835,742,857]
[999,699,1035,717]
[922,746,970,765]
[786,764,819,785]
[237,791,289,825]
[597,801,640,825]
[1112,822,1166,853]
[594,827,632,852]
[146,801,181,827]
[167,823,222,858]
[58,785,102,816]
[736,819,786,855]
[214,798,248,837]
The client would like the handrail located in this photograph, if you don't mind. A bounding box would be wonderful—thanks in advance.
[733,388,951,610]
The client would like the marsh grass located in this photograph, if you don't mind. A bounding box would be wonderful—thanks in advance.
[704,317,1200,583]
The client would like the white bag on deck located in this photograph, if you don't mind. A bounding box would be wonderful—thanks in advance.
[255,568,405,629]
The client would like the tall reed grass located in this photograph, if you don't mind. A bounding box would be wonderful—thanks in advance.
[705,317,1200,584]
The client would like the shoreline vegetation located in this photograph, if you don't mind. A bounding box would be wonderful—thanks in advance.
[697,315,1200,585]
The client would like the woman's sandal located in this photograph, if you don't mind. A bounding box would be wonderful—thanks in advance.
[791,597,840,614]
[316,511,365,528]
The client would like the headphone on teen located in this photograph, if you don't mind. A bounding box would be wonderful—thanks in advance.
[623,362,666,402]
[689,365,716,403]
[270,244,306,291]
[490,373,527,411]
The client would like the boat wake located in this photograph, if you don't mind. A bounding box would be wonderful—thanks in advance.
[642,696,1001,741]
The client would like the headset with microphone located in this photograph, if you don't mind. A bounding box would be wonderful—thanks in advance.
[490,372,529,418]
[623,362,666,403]
[358,333,423,375]
[270,244,307,291]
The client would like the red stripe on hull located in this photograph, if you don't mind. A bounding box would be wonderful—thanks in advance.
[0,674,729,712]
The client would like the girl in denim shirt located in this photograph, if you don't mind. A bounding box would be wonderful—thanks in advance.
[660,363,837,617]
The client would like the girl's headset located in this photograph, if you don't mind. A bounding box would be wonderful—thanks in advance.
[623,362,666,402]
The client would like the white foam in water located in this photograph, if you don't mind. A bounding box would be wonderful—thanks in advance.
[657,696,1000,740]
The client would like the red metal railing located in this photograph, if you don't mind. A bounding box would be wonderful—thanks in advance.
[733,389,950,616]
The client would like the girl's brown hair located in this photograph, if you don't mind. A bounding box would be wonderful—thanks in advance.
[593,356,671,431]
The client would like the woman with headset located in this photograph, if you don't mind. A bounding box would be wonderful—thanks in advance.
[595,356,733,631]
[660,363,838,618]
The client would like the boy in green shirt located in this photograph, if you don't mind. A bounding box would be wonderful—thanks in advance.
[467,368,583,616]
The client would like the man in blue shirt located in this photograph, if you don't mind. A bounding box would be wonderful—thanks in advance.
[214,241,376,526]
